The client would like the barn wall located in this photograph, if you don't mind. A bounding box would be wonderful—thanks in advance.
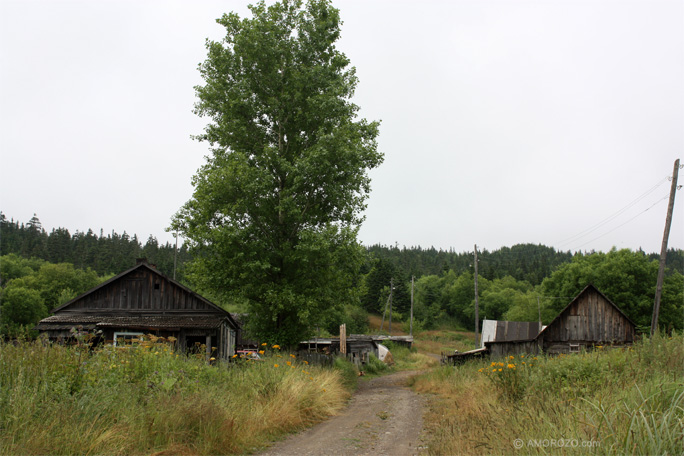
[540,288,635,350]
[63,268,217,314]
[486,340,540,358]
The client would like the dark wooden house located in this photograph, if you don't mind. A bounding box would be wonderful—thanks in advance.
[536,284,637,354]
[483,284,637,358]
[35,259,239,360]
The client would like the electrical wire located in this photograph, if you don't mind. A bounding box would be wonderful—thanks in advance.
[556,176,668,248]
[572,193,670,250]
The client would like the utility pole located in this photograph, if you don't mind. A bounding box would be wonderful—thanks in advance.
[388,278,393,336]
[474,244,480,346]
[651,158,680,336]
[410,276,415,337]
[173,232,178,281]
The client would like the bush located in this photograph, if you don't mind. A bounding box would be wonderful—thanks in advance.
[363,354,389,375]
[332,356,359,389]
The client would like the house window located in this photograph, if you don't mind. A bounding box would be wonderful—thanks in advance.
[114,332,143,346]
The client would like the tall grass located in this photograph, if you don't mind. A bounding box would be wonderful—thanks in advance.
[0,338,353,455]
[413,332,684,455]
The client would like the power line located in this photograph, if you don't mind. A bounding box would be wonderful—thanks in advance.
[572,193,669,250]
[556,176,668,248]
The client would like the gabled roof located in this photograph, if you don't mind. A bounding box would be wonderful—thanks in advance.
[49,261,238,329]
[537,283,637,338]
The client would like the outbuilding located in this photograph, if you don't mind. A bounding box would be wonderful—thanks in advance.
[35,259,239,360]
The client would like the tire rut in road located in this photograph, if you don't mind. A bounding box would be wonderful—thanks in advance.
[258,370,427,456]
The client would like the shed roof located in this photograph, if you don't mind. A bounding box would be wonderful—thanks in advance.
[35,314,226,331]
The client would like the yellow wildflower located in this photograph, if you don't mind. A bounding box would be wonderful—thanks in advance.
[286,361,292,366]
[261,342,268,346]
[259,350,265,355]
[507,363,515,369]
[274,364,279,368]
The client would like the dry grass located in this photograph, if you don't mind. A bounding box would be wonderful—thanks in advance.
[367,314,409,335]
[0,339,353,456]
[413,329,477,356]
[412,333,684,455]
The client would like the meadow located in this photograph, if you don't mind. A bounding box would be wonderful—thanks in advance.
[2,329,681,455]
[0,337,355,455]
[412,332,684,455]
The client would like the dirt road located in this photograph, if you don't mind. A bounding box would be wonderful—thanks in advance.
[258,370,427,456]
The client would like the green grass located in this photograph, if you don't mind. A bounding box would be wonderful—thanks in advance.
[413,332,684,455]
[0,337,353,455]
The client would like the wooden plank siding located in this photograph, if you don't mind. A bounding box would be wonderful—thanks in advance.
[481,285,637,358]
[538,285,636,354]
[62,269,218,315]
[36,260,239,360]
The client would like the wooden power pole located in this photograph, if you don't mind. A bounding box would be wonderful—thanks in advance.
[651,158,680,336]
[474,244,480,346]
[410,276,414,337]
[388,278,393,336]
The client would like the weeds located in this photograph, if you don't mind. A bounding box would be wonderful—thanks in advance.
[413,332,684,455]
[0,337,352,455]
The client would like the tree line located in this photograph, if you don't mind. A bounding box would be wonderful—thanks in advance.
[0,213,191,281]
[359,246,683,334]
[1,212,682,338]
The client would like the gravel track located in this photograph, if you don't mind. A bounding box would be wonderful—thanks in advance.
[258,370,428,456]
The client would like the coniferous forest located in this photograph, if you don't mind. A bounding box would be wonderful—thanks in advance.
[0,213,191,280]
[1,212,682,337]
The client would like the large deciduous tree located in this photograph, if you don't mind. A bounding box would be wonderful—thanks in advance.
[172,0,382,345]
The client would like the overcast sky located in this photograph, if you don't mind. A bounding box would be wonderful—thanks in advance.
[1,0,683,255]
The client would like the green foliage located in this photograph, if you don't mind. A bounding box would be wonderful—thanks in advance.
[0,256,112,335]
[362,353,389,375]
[172,0,382,345]
[321,304,369,336]
[0,338,351,455]
[419,333,684,455]
[0,287,46,335]
[365,243,577,285]
[539,248,683,329]
[332,356,359,389]
[0,213,192,280]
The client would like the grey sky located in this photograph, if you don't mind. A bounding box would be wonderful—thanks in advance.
[1,0,682,255]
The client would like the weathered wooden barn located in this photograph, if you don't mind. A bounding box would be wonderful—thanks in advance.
[536,283,637,354]
[485,284,637,357]
[444,284,639,363]
[35,259,239,360]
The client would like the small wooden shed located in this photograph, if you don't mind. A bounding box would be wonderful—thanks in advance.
[536,284,637,354]
[35,259,239,360]
[483,284,637,357]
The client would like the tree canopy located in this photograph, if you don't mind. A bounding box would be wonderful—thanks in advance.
[172,0,382,345]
